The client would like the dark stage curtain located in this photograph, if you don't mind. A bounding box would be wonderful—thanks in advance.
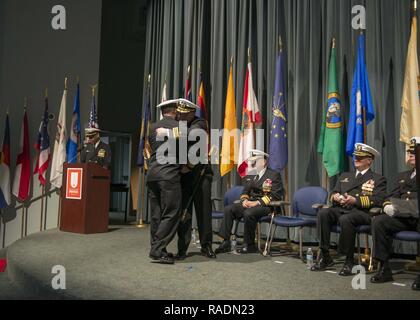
[142,0,417,251]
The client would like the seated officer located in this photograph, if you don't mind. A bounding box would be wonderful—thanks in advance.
[371,140,420,290]
[80,116,111,170]
[215,150,284,254]
[311,143,387,275]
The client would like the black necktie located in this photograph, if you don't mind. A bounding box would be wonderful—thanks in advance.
[356,172,362,180]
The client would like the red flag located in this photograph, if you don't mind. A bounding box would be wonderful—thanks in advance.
[238,61,262,177]
[13,110,31,202]
[197,74,208,120]
[185,66,192,101]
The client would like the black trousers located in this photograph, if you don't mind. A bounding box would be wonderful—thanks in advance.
[372,214,418,262]
[177,173,213,254]
[318,207,371,260]
[218,203,271,246]
[148,180,182,258]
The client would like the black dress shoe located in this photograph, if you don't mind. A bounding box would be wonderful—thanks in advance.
[150,254,175,265]
[201,246,217,259]
[238,245,258,254]
[174,252,187,261]
[339,263,354,276]
[370,266,394,284]
[162,249,174,258]
[311,255,334,271]
[215,240,231,254]
[412,275,420,291]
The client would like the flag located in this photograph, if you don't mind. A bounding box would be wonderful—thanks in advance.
[160,80,168,120]
[161,80,168,103]
[400,16,420,145]
[346,34,375,155]
[185,66,192,101]
[12,110,31,202]
[220,64,238,177]
[268,47,288,172]
[196,73,208,119]
[317,39,345,177]
[34,96,51,186]
[137,85,151,167]
[67,83,81,163]
[50,86,68,188]
[87,91,99,131]
[0,114,11,209]
[238,60,263,178]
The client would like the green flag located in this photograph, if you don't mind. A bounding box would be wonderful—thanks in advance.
[317,39,344,177]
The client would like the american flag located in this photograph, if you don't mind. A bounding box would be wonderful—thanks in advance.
[88,93,99,130]
[34,97,51,186]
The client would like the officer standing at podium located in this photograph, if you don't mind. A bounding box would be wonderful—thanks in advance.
[80,100,111,170]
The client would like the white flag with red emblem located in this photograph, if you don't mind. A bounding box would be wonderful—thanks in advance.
[238,61,262,177]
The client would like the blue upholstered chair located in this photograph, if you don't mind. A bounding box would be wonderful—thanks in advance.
[211,185,245,222]
[261,186,329,260]
[331,224,372,266]
[392,231,420,274]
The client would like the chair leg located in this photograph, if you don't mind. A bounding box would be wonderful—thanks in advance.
[299,227,303,261]
[257,223,261,252]
[356,234,361,265]
[267,226,277,254]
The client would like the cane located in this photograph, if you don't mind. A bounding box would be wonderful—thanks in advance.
[180,167,207,223]
[263,209,276,257]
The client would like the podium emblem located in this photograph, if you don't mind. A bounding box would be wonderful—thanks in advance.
[66,168,83,200]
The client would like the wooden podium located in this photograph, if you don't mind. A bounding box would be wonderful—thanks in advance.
[60,163,111,234]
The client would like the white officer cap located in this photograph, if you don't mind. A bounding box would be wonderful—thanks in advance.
[157,98,199,114]
[353,143,380,159]
[248,149,269,161]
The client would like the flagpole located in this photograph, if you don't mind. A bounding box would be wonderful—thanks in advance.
[57,193,62,228]
[2,221,5,249]
[135,74,152,228]
[44,191,48,231]
[24,207,28,236]
[40,186,45,231]
[20,207,24,238]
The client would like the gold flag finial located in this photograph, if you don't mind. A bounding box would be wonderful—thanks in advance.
[230,56,234,65]
[64,77,68,90]
[279,36,283,52]
[91,84,98,96]
[76,75,80,84]
[187,65,191,75]
[414,0,418,12]
[332,38,336,49]
[148,74,151,84]
[248,47,252,62]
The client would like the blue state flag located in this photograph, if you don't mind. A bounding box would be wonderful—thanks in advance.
[67,83,81,163]
[346,34,375,155]
[137,87,151,167]
[268,49,288,172]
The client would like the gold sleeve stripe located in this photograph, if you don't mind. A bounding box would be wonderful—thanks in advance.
[240,195,249,200]
[261,196,271,206]
[172,127,180,139]
[360,196,370,208]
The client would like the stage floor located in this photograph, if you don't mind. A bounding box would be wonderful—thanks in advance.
[1,226,420,300]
